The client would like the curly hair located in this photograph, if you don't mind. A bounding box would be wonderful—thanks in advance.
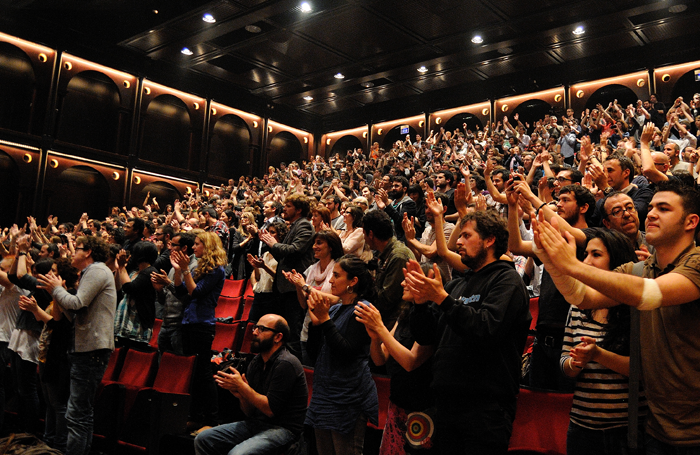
[76,235,110,263]
[193,231,227,281]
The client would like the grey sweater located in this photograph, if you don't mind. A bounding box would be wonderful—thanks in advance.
[52,261,116,353]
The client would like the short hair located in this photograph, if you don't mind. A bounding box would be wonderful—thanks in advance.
[433,192,450,209]
[460,210,509,258]
[657,180,700,233]
[325,195,341,206]
[392,176,409,189]
[492,168,510,182]
[174,232,196,255]
[314,230,344,260]
[76,235,110,263]
[362,210,394,241]
[55,257,79,289]
[34,258,55,276]
[605,155,634,182]
[600,191,631,220]
[131,241,159,265]
[268,201,283,215]
[439,170,455,185]
[160,224,174,239]
[286,193,311,218]
[45,242,59,258]
[311,205,331,225]
[268,221,289,240]
[91,220,102,231]
[272,316,290,343]
[562,168,584,184]
[128,217,145,237]
[203,207,217,219]
[559,185,596,222]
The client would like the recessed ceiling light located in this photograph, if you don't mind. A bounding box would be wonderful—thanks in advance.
[669,4,687,13]
[573,26,585,35]
[361,82,374,88]
[202,14,216,23]
[245,24,262,33]
[152,9,158,14]
[181,48,193,55]
[471,35,483,44]
[303,95,313,101]
[417,66,428,73]
[300,2,312,12]
[334,72,345,79]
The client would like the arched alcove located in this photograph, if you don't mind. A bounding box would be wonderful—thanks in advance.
[46,165,110,222]
[268,131,302,168]
[444,113,483,134]
[0,150,20,226]
[671,68,700,102]
[382,125,418,150]
[0,42,36,133]
[584,84,638,112]
[56,70,122,153]
[512,99,552,129]
[138,181,182,209]
[140,94,192,169]
[330,135,363,157]
[209,114,251,179]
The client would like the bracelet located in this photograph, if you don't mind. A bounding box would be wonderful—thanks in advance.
[17,252,26,256]
[182,269,190,276]
[535,202,548,216]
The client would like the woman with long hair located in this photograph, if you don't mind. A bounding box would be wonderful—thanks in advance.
[560,228,647,454]
[247,221,288,321]
[338,205,371,261]
[230,212,259,280]
[311,205,332,232]
[304,255,379,455]
[171,231,227,431]
[355,261,435,455]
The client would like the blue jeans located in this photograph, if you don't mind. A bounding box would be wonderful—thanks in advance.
[65,349,111,455]
[194,420,296,455]
[646,433,700,455]
[158,324,183,355]
[567,421,642,455]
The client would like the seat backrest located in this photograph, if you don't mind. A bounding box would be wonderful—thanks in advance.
[237,321,256,354]
[509,387,573,455]
[118,349,159,388]
[212,321,238,353]
[240,296,254,321]
[149,319,163,349]
[303,368,314,405]
[529,297,539,332]
[243,279,254,298]
[215,296,243,319]
[371,374,391,430]
[222,279,246,297]
[153,352,197,394]
[103,346,127,382]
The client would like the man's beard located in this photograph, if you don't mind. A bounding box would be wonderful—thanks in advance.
[460,243,488,271]
[250,336,274,354]
[388,189,402,200]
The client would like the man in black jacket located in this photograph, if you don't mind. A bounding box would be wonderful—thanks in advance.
[406,210,531,455]
[376,176,418,242]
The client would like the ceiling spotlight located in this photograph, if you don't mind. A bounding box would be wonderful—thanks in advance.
[471,35,483,44]
[245,24,262,33]
[152,9,158,14]
[573,26,585,36]
[181,47,193,55]
[361,82,374,88]
[334,73,345,79]
[300,2,312,12]
[417,66,428,73]
[303,96,314,101]
[202,14,216,23]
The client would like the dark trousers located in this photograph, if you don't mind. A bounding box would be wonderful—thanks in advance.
[182,323,218,425]
[529,332,575,392]
[12,351,40,433]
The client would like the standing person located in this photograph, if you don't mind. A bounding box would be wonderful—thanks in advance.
[246,222,288,322]
[354,263,435,455]
[170,231,227,432]
[151,232,197,355]
[531,180,700,454]
[0,257,24,433]
[339,205,371,261]
[560,228,647,455]
[405,208,531,455]
[37,235,117,455]
[304,255,379,455]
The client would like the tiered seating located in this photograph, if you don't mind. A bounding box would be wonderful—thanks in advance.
[215,296,244,319]
[237,321,256,354]
[243,279,254,299]
[368,375,391,430]
[222,279,246,298]
[212,321,242,353]
[508,387,573,454]
[149,318,163,349]
[240,295,254,322]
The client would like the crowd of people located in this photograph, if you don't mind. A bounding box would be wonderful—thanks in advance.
[2,92,700,455]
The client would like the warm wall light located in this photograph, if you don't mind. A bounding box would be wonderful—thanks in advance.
[325,138,331,145]
[186,186,193,194]
[377,128,383,135]
[49,159,59,168]
[501,105,508,112]
[304,137,308,143]
[23,153,32,163]
[112,171,120,180]
[205,190,210,197]
[482,108,490,115]
[419,120,424,127]
[637,78,646,87]
[38,53,47,63]
[193,102,199,110]
[63,62,72,71]
[144,87,151,95]
[435,117,442,124]
[253,121,258,128]
[134,176,141,185]
[211,108,217,115]
[554,94,562,102]
[123,81,130,88]
[268,126,273,133]
[576,90,585,98]
[362,132,367,138]
[662,74,671,82]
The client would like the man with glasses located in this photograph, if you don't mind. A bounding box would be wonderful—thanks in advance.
[151,233,196,354]
[591,155,654,226]
[152,224,175,274]
[552,168,583,198]
[195,314,307,455]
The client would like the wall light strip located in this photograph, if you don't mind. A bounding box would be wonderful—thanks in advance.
[653,60,700,75]
[62,53,137,82]
[497,87,564,105]
[0,32,55,56]
[326,125,369,137]
[374,114,424,129]
[142,79,206,104]
[48,151,125,169]
[432,102,491,117]
[571,72,648,90]
[133,168,198,185]
[0,140,40,152]
[267,120,310,137]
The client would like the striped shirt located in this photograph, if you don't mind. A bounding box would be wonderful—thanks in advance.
[561,307,647,430]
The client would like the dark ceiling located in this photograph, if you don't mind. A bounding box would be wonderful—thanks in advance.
[2,0,700,133]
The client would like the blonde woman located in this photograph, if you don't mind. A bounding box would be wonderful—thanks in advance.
[171,231,227,431]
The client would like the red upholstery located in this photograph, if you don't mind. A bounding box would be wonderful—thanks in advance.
[102,346,126,383]
[116,350,159,388]
[212,322,238,353]
[243,279,254,299]
[303,367,314,406]
[508,387,573,455]
[369,375,391,430]
[222,279,246,297]
[216,296,244,319]
[240,296,254,321]
[149,319,163,349]
[529,297,539,332]
[153,352,196,394]
[237,321,256,354]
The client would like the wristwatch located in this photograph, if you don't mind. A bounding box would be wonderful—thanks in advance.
[302,284,310,293]
[603,186,614,196]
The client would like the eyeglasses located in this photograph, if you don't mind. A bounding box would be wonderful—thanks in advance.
[170,243,181,247]
[252,325,279,334]
[609,204,636,218]
[75,247,86,251]
[556,177,573,183]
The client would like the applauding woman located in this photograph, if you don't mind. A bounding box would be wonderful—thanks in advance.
[304,255,378,455]
[171,231,227,430]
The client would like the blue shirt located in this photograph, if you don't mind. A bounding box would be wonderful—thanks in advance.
[178,266,225,325]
